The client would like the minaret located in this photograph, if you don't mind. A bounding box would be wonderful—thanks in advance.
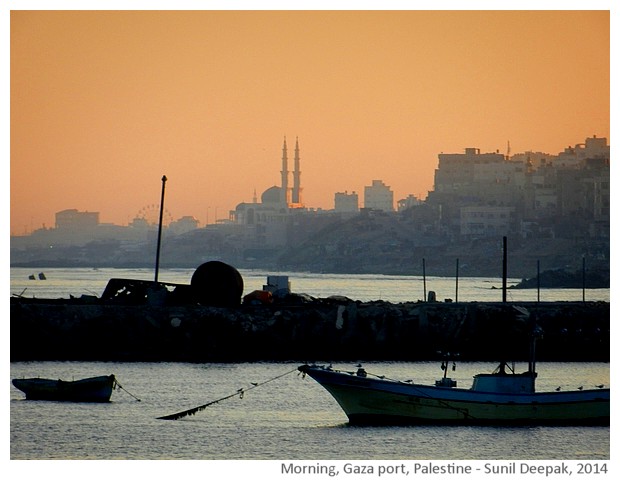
[280,137,290,206]
[292,137,302,205]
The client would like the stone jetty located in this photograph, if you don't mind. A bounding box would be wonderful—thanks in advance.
[10,298,609,362]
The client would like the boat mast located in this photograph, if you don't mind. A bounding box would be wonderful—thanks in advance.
[527,309,544,379]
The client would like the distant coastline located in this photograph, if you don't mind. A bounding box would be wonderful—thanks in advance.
[10,246,610,284]
[10,261,610,286]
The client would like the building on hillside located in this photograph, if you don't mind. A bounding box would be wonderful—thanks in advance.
[460,206,516,237]
[169,216,200,235]
[55,209,99,229]
[364,180,394,212]
[433,148,506,194]
[427,147,527,234]
[510,151,555,170]
[555,135,610,168]
[428,136,610,239]
[334,191,359,213]
[397,194,422,211]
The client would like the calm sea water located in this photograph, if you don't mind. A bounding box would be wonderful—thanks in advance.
[8,268,611,465]
[9,267,611,303]
[10,361,610,461]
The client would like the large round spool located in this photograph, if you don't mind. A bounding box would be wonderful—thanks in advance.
[190,261,244,307]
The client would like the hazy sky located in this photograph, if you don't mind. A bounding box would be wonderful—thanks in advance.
[9,7,610,234]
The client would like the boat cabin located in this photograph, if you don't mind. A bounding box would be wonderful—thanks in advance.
[471,363,536,394]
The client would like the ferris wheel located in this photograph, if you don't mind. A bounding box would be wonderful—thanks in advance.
[135,204,174,226]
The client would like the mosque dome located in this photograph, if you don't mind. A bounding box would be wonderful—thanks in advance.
[261,186,282,204]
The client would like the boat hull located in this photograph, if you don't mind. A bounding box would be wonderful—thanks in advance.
[12,375,116,402]
[300,366,609,426]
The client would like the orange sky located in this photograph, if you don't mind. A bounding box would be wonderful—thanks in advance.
[9,9,610,235]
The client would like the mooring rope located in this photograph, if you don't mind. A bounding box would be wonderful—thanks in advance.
[157,367,299,421]
[114,378,142,402]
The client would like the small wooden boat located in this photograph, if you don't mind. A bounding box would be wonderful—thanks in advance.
[12,375,116,402]
[298,362,609,426]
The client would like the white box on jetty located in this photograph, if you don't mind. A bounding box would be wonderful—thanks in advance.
[263,276,291,294]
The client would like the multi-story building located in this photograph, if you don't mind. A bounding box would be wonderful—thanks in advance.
[555,135,609,167]
[433,148,526,204]
[460,206,516,237]
[334,191,359,213]
[428,136,610,239]
[433,148,505,194]
[364,180,394,212]
[169,216,200,235]
[55,209,99,229]
[510,151,555,170]
[397,194,422,211]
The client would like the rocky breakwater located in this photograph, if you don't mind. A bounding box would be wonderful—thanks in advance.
[10,298,609,362]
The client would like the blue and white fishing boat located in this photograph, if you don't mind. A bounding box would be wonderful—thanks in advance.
[298,361,609,425]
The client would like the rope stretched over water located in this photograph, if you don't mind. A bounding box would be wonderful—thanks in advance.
[157,367,299,421]
[114,378,142,402]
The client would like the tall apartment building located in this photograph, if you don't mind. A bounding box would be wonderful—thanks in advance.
[364,180,394,212]
[429,148,526,226]
[433,148,524,196]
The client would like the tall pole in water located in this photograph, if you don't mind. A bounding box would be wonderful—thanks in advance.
[455,258,459,303]
[582,256,586,302]
[422,258,427,301]
[537,259,540,303]
[502,236,507,302]
[154,175,167,283]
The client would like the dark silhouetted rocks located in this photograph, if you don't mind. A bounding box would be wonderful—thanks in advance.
[10,298,609,363]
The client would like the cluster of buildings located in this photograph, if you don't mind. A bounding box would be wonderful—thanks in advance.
[427,136,609,239]
[11,135,610,255]
[228,137,423,246]
[227,134,609,245]
[232,137,417,224]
